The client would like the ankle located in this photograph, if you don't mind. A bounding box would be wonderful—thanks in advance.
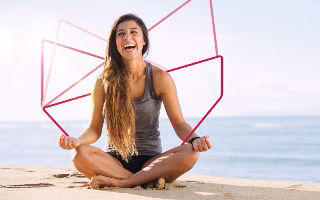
[117,179,127,187]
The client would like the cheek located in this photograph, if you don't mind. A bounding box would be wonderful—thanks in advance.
[138,38,146,49]
[115,39,122,52]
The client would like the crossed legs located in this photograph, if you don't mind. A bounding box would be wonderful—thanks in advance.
[71,145,133,179]
[72,143,199,188]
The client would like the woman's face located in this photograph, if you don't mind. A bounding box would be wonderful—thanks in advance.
[115,20,146,61]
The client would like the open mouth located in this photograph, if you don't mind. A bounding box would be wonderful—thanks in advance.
[124,44,136,51]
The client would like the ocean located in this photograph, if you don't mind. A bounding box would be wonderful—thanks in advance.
[1,116,319,183]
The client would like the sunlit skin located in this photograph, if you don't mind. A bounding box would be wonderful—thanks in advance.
[59,20,212,189]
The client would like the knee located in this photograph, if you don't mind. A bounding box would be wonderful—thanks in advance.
[189,145,199,164]
[182,144,199,168]
[71,144,90,164]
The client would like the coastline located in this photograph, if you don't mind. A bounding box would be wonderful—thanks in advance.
[1,165,319,200]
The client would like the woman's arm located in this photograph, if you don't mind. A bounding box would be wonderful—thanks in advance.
[173,122,196,141]
[155,69,195,140]
[154,68,212,152]
[77,77,105,145]
[59,77,105,150]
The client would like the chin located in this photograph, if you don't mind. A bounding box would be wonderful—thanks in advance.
[121,54,141,61]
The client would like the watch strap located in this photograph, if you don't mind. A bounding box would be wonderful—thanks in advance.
[188,136,200,144]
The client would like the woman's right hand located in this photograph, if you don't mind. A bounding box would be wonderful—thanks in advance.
[59,134,80,150]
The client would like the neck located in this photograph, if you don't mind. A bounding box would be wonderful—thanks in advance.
[123,57,146,80]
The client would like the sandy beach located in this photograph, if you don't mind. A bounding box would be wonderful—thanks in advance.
[0,165,319,200]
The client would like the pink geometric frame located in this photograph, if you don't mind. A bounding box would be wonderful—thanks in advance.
[41,0,224,145]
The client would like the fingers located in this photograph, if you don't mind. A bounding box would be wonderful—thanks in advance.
[200,137,209,151]
[204,136,212,149]
[193,136,212,152]
[60,134,67,149]
[196,137,208,152]
[59,135,79,150]
[71,138,80,149]
[64,135,69,149]
[71,139,76,148]
[59,135,64,148]
[193,138,204,152]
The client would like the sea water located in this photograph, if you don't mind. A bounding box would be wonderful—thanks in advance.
[0,116,319,183]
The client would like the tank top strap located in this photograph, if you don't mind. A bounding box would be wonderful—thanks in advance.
[146,61,161,100]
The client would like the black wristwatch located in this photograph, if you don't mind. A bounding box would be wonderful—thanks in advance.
[188,136,200,144]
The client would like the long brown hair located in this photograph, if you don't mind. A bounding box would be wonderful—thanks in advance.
[100,14,149,162]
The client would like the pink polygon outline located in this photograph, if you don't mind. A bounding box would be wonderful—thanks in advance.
[41,0,224,145]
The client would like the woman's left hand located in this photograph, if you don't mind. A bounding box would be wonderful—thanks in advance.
[192,136,212,152]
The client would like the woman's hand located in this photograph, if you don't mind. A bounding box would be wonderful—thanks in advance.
[59,134,80,150]
[192,136,212,152]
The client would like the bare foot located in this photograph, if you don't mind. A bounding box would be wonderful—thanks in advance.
[142,181,154,189]
[90,175,119,189]
[155,177,165,190]
[141,177,165,190]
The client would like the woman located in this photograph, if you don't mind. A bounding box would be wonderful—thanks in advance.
[59,13,212,189]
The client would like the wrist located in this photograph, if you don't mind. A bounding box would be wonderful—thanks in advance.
[188,136,200,144]
[76,137,83,146]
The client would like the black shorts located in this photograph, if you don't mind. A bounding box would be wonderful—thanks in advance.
[107,152,156,174]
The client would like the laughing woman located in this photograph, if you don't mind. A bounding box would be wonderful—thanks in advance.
[59,14,212,189]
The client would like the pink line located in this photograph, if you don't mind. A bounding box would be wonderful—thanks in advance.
[147,0,191,32]
[166,56,219,72]
[43,39,105,60]
[209,0,219,56]
[45,62,104,107]
[41,39,104,107]
[180,0,222,144]
[43,18,107,107]
[41,40,44,107]
[43,20,62,106]
[45,93,91,108]
[42,0,192,133]
[146,56,219,73]
[43,107,69,136]
[61,19,108,43]
[41,0,224,139]
[181,56,223,145]
[41,17,108,136]
[45,56,218,108]
[144,59,168,71]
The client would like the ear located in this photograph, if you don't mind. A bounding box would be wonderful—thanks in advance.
[143,41,146,46]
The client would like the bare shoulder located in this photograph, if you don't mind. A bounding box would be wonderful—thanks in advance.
[152,65,175,99]
[151,64,184,127]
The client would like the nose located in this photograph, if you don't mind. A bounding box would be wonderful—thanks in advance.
[124,32,131,39]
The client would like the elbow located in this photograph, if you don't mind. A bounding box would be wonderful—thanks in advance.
[89,125,102,140]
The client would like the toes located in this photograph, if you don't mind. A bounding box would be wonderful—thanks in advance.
[89,182,100,189]
[89,176,101,189]
[155,177,165,190]
[89,184,100,190]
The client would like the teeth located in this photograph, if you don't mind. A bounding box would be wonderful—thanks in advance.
[124,44,135,48]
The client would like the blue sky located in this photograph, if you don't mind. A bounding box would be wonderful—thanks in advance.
[0,0,319,121]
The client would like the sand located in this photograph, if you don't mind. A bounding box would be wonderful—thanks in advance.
[0,165,319,200]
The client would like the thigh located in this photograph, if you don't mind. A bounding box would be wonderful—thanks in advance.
[75,144,123,167]
[73,144,133,179]
[141,144,197,182]
[141,145,184,169]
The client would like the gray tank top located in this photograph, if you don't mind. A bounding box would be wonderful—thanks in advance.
[105,61,163,155]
